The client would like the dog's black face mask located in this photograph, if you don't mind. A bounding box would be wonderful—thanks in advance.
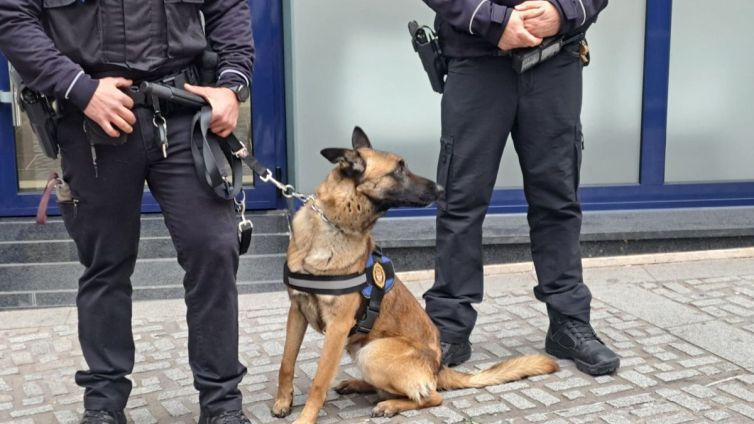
[321,127,444,212]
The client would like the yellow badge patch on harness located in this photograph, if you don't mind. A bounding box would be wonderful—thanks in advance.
[372,262,386,289]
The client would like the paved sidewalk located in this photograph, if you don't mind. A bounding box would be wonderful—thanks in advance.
[2,251,754,423]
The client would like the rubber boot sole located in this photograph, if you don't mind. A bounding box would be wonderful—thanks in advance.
[546,342,620,376]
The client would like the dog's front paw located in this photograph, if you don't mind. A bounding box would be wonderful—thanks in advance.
[271,397,293,418]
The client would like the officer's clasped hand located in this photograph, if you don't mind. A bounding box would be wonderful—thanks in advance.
[498,9,543,51]
[516,1,562,38]
[184,84,240,138]
[84,77,137,138]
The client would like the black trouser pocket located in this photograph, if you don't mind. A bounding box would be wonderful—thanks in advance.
[437,136,454,210]
[574,124,584,197]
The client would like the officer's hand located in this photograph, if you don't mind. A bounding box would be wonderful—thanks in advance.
[184,84,239,138]
[84,77,136,138]
[516,1,562,38]
[498,10,543,51]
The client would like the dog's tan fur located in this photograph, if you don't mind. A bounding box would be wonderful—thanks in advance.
[272,128,558,423]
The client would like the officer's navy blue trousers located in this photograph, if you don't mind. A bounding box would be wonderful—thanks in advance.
[424,44,592,344]
[57,105,246,413]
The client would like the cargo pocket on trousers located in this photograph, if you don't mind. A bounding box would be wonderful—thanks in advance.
[574,124,584,199]
[58,197,83,240]
[164,0,206,58]
[437,136,454,210]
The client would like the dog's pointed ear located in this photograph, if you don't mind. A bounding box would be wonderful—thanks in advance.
[352,126,372,150]
[320,148,366,179]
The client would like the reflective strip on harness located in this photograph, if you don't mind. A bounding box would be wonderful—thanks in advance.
[283,263,368,295]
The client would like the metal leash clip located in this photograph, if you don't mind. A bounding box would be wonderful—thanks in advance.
[234,191,254,255]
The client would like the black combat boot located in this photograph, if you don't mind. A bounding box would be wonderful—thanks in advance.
[79,410,126,424]
[198,410,252,424]
[545,311,620,376]
[440,341,472,367]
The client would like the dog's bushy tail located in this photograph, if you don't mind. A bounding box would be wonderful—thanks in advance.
[437,354,558,390]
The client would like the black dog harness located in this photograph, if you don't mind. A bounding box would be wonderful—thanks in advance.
[283,250,396,334]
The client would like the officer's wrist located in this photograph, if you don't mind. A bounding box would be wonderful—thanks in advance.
[217,81,250,103]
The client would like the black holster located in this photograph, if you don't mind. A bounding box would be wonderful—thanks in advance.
[19,88,60,159]
[409,21,447,94]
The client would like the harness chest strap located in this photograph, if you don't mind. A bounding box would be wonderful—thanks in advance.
[283,251,396,334]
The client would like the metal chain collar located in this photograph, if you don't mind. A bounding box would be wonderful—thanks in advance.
[258,169,333,225]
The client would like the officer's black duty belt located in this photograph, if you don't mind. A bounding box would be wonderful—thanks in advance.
[283,250,396,335]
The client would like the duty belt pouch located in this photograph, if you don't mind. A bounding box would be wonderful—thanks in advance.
[408,21,447,94]
[83,117,128,146]
[18,88,60,159]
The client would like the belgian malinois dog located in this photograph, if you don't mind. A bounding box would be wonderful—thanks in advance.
[271,127,558,423]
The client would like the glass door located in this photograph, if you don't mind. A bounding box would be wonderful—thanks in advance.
[0,0,287,216]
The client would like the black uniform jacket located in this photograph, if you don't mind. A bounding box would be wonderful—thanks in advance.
[0,0,255,110]
[423,0,608,57]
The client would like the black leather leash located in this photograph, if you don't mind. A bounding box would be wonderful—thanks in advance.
[141,82,284,255]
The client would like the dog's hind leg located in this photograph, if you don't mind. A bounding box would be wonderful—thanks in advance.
[272,304,308,418]
[335,379,376,395]
[371,392,443,417]
[358,337,444,417]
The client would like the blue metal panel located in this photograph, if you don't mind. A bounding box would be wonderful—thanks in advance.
[639,0,672,186]
[0,0,287,216]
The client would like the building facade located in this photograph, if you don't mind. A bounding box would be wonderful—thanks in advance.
[1,0,752,217]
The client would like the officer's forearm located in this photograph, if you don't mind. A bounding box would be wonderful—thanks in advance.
[0,0,98,109]
[422,0,513,47]
[202,0,255,88]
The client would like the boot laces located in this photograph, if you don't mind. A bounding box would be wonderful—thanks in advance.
[566,320,601,344]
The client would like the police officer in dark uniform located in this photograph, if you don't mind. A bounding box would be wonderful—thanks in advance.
[0,0,254,422]
[420,0,620,376]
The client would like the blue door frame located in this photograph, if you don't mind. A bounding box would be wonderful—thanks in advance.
[389,0,754,217]
[0,0,287,217]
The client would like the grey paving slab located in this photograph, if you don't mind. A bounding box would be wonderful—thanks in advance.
[588,283,711,328]
[642,257,754,281]
[583,265,657,285]
[3,257,754,423]
[672,321,754,373]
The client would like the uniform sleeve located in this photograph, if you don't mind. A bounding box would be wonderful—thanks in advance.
[547,0,608,35]
[202,0,256,88]
[422,0,512,47]
[0,0,98,110]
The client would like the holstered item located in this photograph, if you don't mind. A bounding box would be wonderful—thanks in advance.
[408,21,447,94]
[197,50,219,85]
[579,39,591,66]
[18,88,60,159]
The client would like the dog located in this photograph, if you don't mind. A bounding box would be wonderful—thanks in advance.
[271,127,558,423]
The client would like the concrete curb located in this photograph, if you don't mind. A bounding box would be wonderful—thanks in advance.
[397,247,754,282]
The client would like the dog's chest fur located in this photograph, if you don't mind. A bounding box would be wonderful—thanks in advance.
[290,290,360,335]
